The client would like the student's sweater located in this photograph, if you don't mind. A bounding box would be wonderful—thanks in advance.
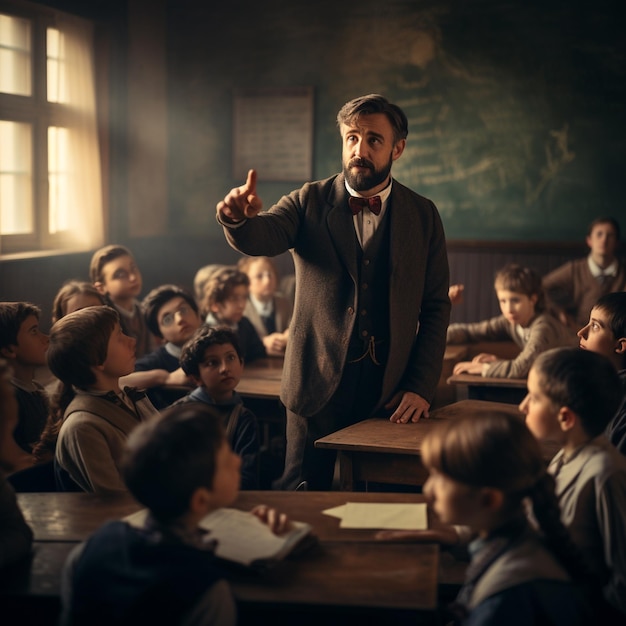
[447,312,577,378]
[173,388,260,490]
[55,388,158,494]
[11,378,49,453]
[606,369,626,456]
[61,518,235,626]
[549,436,626,618]
[452,522,591,626]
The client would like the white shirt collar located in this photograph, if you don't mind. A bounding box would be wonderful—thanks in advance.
[588,255,618,277]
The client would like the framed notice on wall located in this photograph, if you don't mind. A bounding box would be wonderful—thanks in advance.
[233,87,314,182]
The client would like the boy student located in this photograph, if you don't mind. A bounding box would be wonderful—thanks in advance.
[201,267,266,363]
[48,306,159,494]
[237,256,292,357]
[60,403,290,626]
[520,347,626,623]
[448,264,576,378]
[544,216,626,331]
[0,302,50,454]
[127,285,202,409]
[90,244,153,358]
[177,326,260,490]
[577,291,626,454]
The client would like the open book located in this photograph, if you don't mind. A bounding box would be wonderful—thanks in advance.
[125,507,315,570]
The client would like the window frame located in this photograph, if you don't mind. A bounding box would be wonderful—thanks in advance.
[0,1,101,256]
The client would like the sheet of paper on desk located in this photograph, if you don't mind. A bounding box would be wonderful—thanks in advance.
[322,502,427,530]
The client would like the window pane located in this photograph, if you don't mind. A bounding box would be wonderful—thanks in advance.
[0,120,33,234]
[47,28,66,103]
[48,126,69,233]
[0,14,31,96]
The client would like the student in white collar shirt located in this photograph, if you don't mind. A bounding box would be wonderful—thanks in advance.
[543,216,626,331]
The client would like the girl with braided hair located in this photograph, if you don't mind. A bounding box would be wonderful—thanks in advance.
[379,411,592,625]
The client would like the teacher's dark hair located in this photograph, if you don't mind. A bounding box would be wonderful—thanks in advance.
[337,94,409,144]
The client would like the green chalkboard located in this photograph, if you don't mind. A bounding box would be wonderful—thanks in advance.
[168,0,624,242]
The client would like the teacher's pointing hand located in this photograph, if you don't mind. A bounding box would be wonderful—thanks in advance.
[217,169,263,221]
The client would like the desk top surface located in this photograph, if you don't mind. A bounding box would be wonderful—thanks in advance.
[315,400,559,458]
[17,490,432,543]
[447,373,528,388]
[14,491,439,611]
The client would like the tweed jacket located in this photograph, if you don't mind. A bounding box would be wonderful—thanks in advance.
[221,174,451,417]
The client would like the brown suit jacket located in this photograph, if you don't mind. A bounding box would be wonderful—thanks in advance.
[221,174,451,417]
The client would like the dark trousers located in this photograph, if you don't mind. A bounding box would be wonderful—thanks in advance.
[274,347,386,491]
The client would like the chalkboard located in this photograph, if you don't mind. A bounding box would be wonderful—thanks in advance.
[167,0,625,242]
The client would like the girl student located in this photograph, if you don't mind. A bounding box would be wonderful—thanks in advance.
[380,411,592,625]
[51,280,105,324]
[448,263,576,378]
[43,306,158,493]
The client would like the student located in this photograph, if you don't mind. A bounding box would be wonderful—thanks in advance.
[177,326,260,490]
[201,267,266,363]
[237,256,292,357]
[448,263,576,378]
[52,280,104,324]
[48,306,159,493]
[60,403,290,626]
[543,216,626,331]
[0,359,34,568]
[577,291,626,454]
[193,264,227,304]
[520,347,626,622]
[127,285,202,409]
[0,302,50,454]
[406,411,591,625]
[90,244,153,358]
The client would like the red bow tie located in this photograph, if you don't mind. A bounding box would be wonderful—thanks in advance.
[349,195,382,216]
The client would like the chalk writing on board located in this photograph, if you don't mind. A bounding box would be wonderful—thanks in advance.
[233,88,313,182]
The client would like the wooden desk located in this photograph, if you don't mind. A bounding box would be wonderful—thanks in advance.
[447,373,527,404]
[11,492,441,624]
[315,400,529,491]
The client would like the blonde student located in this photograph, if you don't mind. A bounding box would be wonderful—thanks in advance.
[385,412,592,625]
[47,306,159,493]
[237,256,292,357]
[90,244,153,358]
[448,263,576,378]
[520,347,626,623]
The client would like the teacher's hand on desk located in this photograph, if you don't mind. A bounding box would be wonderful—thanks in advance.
[386,391,430,423]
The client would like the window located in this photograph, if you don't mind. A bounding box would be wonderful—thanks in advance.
[0,4,103,256]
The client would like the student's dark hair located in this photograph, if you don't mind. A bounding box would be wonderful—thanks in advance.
[89,244,135,284]
[494,263,546,313]
[0,302,41,350]
[141,284,199,338]
[180,326,242,378]
[423,411,590,583]
[594,292,626,341]
[122,403,226,523]
[200,267,249,318]
[587,216,620,240]
[532,347,622,436]
[51,280,104,324]
[336,94,409,144]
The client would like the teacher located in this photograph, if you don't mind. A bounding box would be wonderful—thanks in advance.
[217,94,451,490]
